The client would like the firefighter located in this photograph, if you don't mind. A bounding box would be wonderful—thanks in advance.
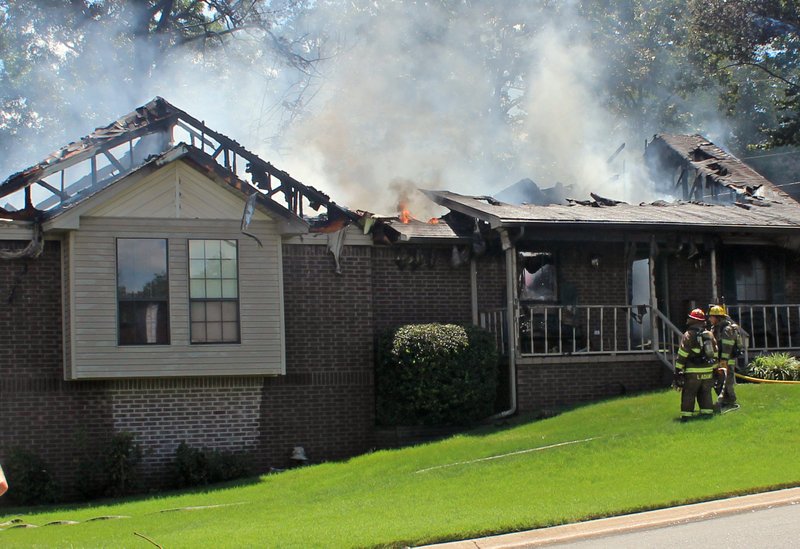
[709,305,740,409]
[673,308,718,421]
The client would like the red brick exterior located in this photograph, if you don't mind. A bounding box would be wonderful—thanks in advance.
[372,246,473,331]
[516,355,667,413]
[667,253,714,327]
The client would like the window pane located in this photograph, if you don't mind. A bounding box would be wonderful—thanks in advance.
[222,301,238,321]
[206,301,222,322]
[191,322,206,343]
[190,279,206,298]
[221,240,237,259]
[189,240,205,259]
[206,259,221,279]
[222,280,238,298]
[118,301,169,345]
[206,279,222,298]
[205,240,221,259]
[221,259,237,278]
[117,239,168,299]
[189,259,205,279]
[222,321,239,341]
[190,301,205,322]
[206,322,222,342]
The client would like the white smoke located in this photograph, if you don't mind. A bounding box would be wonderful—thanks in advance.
[1,1,740,213]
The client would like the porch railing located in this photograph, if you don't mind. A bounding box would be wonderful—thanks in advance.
[726,304,800,354]
[478,304,800,367]
[480,305,666,357]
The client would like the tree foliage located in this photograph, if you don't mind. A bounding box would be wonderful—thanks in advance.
[0,1,319,173]
[687,0,800,148]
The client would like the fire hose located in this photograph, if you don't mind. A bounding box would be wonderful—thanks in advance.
[735,373,800,384]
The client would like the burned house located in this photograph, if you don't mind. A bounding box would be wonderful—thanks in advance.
[2,99,800,493]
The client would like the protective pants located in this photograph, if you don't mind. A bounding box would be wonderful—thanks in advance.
[718,359,738,406]
[681,372,715,418]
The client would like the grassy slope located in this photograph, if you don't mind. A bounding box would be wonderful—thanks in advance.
[2,384,800,548]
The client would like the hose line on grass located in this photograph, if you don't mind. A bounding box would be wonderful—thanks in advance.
[735,373,800,384]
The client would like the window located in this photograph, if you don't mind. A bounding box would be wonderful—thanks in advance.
[518,252,557,302]
[189,239,240,343]
[733,256,769,302]
[117,238,170,345]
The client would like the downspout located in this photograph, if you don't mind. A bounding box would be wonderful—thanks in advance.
[492,228,517,419]
[470,257,479,325]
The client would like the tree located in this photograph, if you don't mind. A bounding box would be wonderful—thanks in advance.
[0,1,321,176]
[687,0,800,148]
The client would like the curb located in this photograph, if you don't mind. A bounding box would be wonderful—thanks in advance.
[417,487,800,548]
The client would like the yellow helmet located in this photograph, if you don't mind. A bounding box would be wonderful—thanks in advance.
[709,305,726,316]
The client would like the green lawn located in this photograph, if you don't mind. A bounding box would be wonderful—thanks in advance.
[2,384,800,548]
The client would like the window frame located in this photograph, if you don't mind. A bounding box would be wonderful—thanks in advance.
[518,251,558,303]
[116,237,171,346]
[188,239,241,345]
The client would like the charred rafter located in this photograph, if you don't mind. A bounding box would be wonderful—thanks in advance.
[0,97,356,229]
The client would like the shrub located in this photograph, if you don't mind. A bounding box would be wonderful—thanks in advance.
[4,448,61,505]
[747,352,800,381]
[104,431,143,497]
[171,442,252,488]
[74,431,143,499]
[376,323,499,426]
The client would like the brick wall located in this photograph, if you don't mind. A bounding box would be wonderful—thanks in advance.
[476,253,506,311]
[666,253,713,326]
[372,246,472,332]
[110,378,264,484]
[271,244,376,466]
[0,240,114,493]
[0,240,64,379]
[516,355,668,413]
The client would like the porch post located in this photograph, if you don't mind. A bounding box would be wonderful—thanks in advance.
[470,257,479,325]
[649,235,660,352]
[711,247,719,304]
[493,228,517,418]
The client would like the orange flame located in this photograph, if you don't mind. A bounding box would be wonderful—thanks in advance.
[428,218,439,224]
[399,208,412,224]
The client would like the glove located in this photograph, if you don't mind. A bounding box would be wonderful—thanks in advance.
[672,370,685,391]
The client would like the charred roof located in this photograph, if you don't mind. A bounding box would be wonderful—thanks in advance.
[0,97,356,231]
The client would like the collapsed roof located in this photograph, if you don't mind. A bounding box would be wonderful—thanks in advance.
[0,97,356,232]
[418,134,800,236]
[645,133,793,204]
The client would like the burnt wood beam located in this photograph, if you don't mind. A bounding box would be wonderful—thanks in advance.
[36,180,69,201]
[0,204,40,220]
[102,149,127,174]
[171,110,357,221]
[0,119,175,199]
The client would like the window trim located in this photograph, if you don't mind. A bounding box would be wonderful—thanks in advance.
[188,239,241,345]
[115,237,171,346]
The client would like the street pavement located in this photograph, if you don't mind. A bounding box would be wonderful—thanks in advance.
[418,487,800,549]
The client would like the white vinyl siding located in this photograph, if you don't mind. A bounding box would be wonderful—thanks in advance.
[66,216,285,378]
